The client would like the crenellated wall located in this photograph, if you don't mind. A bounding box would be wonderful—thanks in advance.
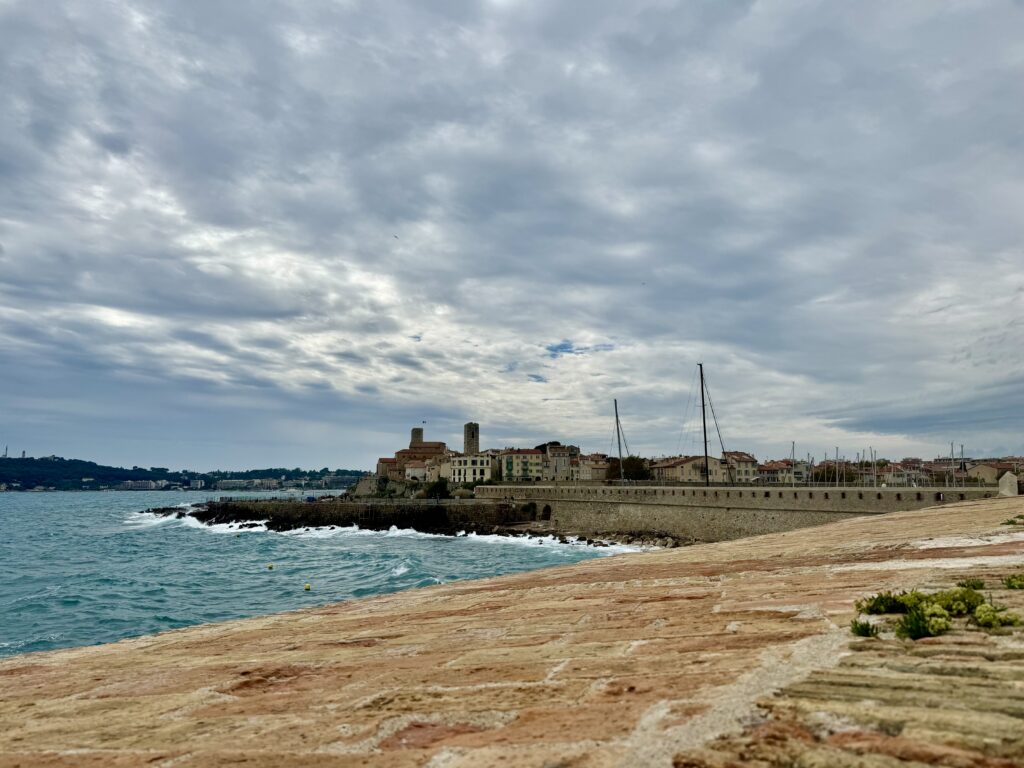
[475,484,998,541]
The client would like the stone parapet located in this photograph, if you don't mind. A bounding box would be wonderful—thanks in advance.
[475,484,998,541]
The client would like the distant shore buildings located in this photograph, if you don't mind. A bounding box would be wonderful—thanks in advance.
[369,423,1022,490]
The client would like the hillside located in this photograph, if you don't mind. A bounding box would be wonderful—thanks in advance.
[0,456,367,491]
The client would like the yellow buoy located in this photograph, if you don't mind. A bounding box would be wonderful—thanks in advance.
[304,583,311,591]
[267,564,274,570]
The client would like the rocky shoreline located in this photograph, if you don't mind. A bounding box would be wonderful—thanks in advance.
[144,503,695,549]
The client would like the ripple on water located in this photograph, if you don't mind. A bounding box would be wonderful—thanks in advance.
[0,490,625,658]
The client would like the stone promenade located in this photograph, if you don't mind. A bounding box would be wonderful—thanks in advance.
[2,497,1023,767]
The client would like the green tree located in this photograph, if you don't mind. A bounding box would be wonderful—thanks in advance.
[424,478,451,499]
[605,456,652,482]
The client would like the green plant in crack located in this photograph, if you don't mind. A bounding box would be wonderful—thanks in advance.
[850,618,879,637]
[956,578,985,590]
[1003,573,1024,590]
[928,587,985,617]
[972,602,1022,630]
[895,603,951,640]
[856,590,918,614]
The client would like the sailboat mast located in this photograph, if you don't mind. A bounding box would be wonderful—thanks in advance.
[614,399,625,484]
[699,363,709,487]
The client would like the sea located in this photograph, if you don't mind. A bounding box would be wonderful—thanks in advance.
[0,490,632,658]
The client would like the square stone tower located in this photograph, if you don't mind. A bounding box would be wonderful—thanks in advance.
[463,422,480,455]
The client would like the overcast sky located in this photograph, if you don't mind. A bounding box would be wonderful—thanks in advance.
[1,1,1023,472]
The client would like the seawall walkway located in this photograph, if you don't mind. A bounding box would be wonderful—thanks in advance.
[2,497,1023,766]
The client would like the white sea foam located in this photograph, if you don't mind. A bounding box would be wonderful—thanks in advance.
[278,524,375,538]
[390,562,411,577]
[177,516,269,534]
[150,511,641,554]
[384,524,450,540]
[122,511,177,528]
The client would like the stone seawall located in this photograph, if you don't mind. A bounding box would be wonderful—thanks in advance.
[475,484,999,541]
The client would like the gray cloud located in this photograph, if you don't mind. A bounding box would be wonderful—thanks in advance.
[1,0,1023,469]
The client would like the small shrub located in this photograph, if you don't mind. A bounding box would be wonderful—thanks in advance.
[956,578,985,590]
[1002,515,1024,525]
[1003,573,1024,590]
[850,618,879,637]
[856,590,920,614]
[972,603,1022,630]
[896,603,950,640]
[929,587,985,617]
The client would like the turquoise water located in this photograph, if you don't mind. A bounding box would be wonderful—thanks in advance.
[0,491,627,658]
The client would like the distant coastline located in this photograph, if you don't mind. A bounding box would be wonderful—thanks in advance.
[0,455,368,493]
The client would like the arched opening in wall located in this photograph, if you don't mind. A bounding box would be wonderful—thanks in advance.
[777,492,782,498]
[959,493,965,500]
[752,492,756,498]
[703,491,708,497]
[794,492,798,499]
[896,493,902,501]
[824,492,830,500]
[541,505,552,521]
[935,492,944,502]
[984,492,992,498]
[764,491,770,498]
[916,493,922,501]
[714,491,719,497]
[841,492,846,499]
[876,493,882,500]
[858,492,863,499]
[809,492,814,499]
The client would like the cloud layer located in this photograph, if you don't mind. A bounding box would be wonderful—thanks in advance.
[1,0,1023,470]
